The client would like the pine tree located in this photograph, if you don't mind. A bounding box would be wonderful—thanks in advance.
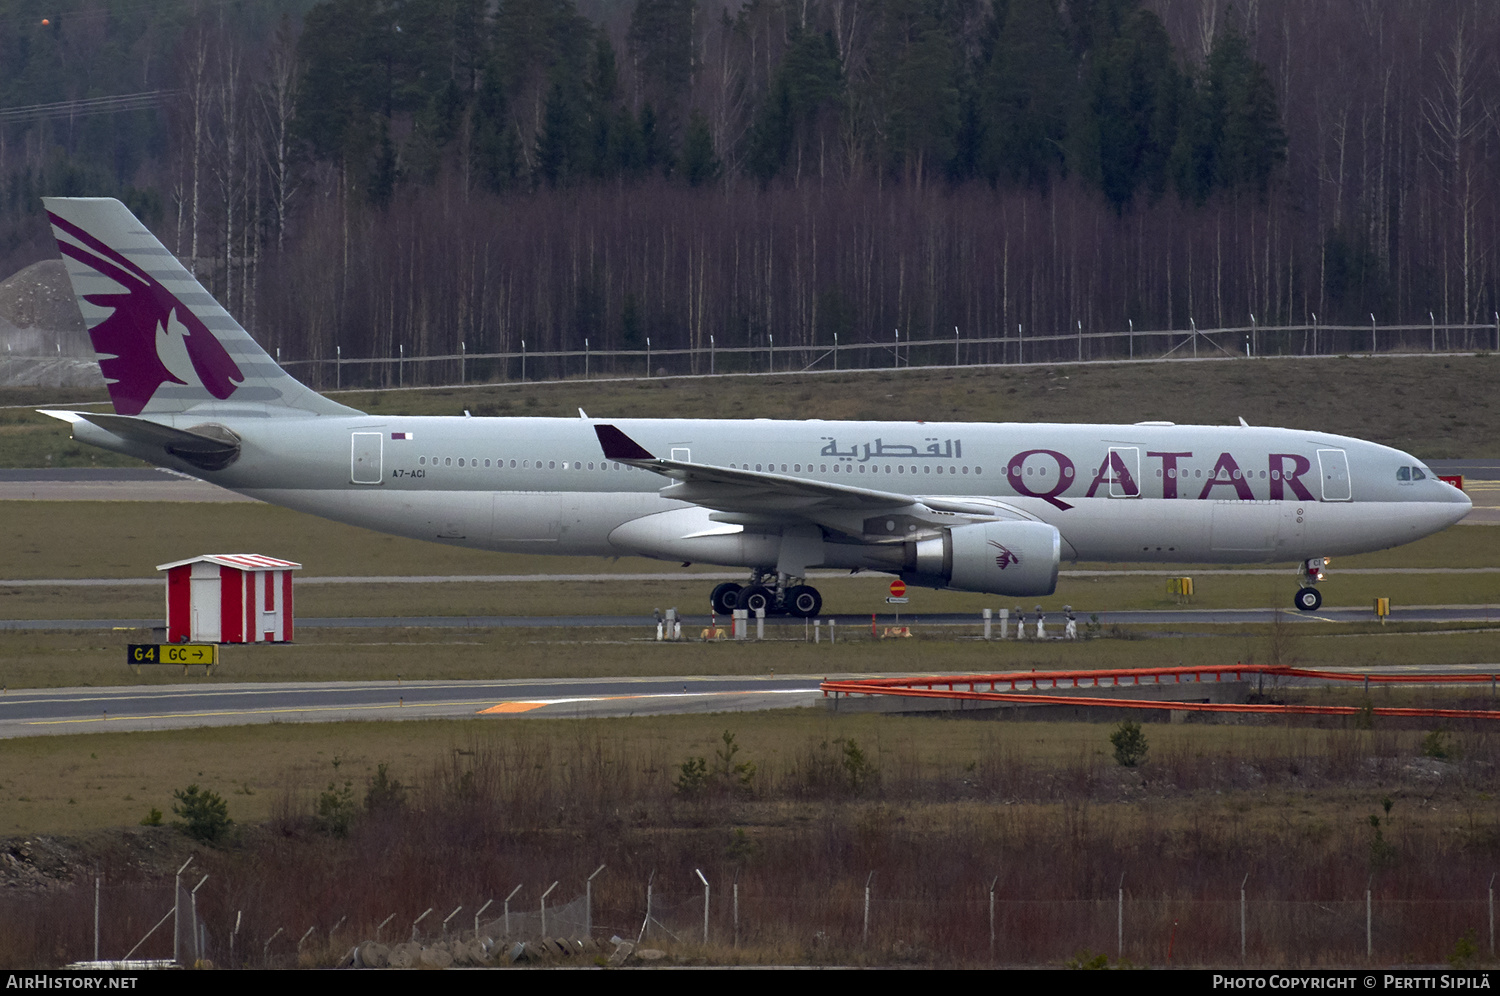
[681,109,721,186]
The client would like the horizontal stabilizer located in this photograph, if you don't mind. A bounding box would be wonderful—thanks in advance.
[40,409,241,471]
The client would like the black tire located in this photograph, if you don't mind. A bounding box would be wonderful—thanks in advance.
[1294,586,1322,611]
[710,582,742,615]
[739,585,774,615]
[786,585,823,618]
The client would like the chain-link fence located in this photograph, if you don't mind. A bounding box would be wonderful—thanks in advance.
[261,320,1500,391]
[65,869,1497,968]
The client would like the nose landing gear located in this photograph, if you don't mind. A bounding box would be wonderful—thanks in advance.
[1294,557,1327,611]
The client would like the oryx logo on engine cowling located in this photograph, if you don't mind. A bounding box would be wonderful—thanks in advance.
[989,541,1019,570]
[48,211,243,415]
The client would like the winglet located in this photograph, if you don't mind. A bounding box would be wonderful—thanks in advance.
[595,424,656,461]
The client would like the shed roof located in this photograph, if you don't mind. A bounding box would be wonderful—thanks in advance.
[156,554,303,572]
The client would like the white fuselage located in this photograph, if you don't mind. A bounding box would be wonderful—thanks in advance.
[97,413,1469,574]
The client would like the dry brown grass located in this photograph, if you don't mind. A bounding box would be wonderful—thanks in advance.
[2,712,1499,967]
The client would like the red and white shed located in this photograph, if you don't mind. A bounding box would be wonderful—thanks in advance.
[157,554,302,644]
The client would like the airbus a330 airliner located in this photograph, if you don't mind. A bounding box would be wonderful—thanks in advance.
[37,198,1470,617]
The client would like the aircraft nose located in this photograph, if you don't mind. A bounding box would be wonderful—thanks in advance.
[1442,480,1473,524]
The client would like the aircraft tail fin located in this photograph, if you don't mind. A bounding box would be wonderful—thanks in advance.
[43,197,358,417]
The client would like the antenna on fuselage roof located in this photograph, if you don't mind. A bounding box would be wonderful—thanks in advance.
[1238,417,1250,427]
[579,408,590,419]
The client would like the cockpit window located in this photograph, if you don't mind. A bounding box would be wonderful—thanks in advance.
[1412,466,1427,480]
[1397,466,1428,483]
[1397,467,1410,482]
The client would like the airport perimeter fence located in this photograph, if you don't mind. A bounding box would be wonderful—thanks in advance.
[59,872,1499,968]
[266,318,1500,392]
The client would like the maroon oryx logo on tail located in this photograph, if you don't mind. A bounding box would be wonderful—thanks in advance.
[49,212,242,415]
[988,541,1019,570]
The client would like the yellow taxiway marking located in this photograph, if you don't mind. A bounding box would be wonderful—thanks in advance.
[479,693,662,714]
[477,688,818,716]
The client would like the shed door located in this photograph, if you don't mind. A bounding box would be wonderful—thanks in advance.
[351,432,384,485]
[260,571,281,641]
[190,575,221,643]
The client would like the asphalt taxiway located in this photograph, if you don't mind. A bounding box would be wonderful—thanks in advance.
[0,675,828,738]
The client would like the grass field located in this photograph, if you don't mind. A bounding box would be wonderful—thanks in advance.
[3,352,1499,467]
[0,708,1483,836]
[2,709,1498,968]
[0,497,1495,688]
[4,623,1500,691]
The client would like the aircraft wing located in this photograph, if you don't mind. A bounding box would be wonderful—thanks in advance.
[594,423,1022,538]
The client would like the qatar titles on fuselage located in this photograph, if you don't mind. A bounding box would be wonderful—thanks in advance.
[36,197,1471,618]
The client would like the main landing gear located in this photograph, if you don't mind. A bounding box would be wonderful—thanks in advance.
[1293,557,1327,612]
[710,573,823,618]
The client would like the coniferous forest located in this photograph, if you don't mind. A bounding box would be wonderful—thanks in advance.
[0,0,1496,375]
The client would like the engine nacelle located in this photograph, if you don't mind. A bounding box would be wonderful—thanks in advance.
[904,520,1060,596]
[607,507,784,566]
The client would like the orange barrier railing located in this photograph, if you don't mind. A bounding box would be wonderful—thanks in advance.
[820,665,1500,721]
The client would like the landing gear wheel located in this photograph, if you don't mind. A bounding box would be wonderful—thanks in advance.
[710,582,742,615]
[739,585,774,615]
[786,585,822,618]
[1294,586,1322,612]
